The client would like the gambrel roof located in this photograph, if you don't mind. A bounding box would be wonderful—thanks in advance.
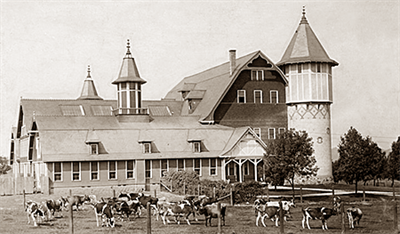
[164,50,288,122]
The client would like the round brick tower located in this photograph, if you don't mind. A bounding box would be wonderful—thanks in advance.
[277,8,339,178]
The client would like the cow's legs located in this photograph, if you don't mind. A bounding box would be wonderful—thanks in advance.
[31,213,37,226]
[256,213,261,226]
[306,216,311,229]
[261,214,268,227]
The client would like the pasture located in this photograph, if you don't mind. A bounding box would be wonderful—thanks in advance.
[0,189,398,234]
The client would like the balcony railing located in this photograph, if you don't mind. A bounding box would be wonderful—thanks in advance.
[112,107,149,115]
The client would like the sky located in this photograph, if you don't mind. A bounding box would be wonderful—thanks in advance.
[1,0,399,159]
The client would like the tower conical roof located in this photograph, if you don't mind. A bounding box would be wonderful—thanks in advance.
[277,7,338,66]
[112,40,147,85]
[78,66,103,100]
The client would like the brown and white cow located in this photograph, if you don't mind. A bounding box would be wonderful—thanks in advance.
[254,199,295,227]
[160,202,194,225]
[25,200,46,226]
[65,195,91,211]
[302,196,341,230]
[45,198,65,218]
[137,193,159,219]
[347,207,362,229]
[198,204,227,227]
[92,200,117,228]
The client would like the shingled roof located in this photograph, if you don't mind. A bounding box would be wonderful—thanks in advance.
[277,9,338,66]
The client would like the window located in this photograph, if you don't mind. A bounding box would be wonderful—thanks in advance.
[90,162,99,180]
[194,159,201,176]
[72,162,81,181]
[244,161,249,175]
[54,162,62,181]
[253,128,261,137]
[161,159,168,177]
[317,63,321,73]
[254,90,262,103]
[237,90,246,103]
[298,64,302,73]
[268,128,276,139]
[279,128,285,135]
[178,159,185,171]
[126,160,135,179]
[210,159,217,176]
[60,105,85,116]
[143,142,151,154]
[91,106,113,116]
[193,141,201,153]
[270,90,278,103]
[109,161,117,180]
[251,70,264,81]
[228,163,235,176]
[145,160,152,178]
[90,143,98,155]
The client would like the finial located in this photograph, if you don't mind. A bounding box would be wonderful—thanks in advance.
[125,39,132,57]
[300,5,308,24]
[87,65,91,78]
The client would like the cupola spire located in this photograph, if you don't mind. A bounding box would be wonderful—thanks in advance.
[78,65,103,100]
[300,5,308,24]
[125,39,132,58]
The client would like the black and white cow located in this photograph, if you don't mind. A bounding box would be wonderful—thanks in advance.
[45,198,65,218]
[65,195,91,211]
[254,198,295,227]
[25,200,46,226]
[137,193,159,219]
[198,204,226,227]
[302,196,342,230]
[92,201,117,228]
[347,207,362,229]
[160,202,194,225]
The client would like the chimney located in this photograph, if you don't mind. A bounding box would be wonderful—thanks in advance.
[229,49,236,76]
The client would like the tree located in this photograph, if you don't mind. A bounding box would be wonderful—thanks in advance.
[265,129,318,196]
[0,157,12,175]
[336,127,385,193]
[386,137,400,187]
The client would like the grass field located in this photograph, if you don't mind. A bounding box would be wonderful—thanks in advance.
[0,186,399,234]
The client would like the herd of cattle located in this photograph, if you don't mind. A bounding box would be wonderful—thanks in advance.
[24,192,363,230]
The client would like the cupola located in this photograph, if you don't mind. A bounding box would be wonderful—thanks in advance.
[78,65,103,100]
[112,40,148,115]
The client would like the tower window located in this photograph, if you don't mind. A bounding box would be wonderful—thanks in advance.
[270,90,278,103]
[298,64,302,73]
[254,90,262,103]
[317,63,321,73]
[237,90,246,103]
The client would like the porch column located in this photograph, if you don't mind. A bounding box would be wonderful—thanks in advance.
[239,159,242,183]
[254,161,258,182]
[222,159,226,181]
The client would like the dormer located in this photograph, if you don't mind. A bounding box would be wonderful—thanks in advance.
[112,40,148,117]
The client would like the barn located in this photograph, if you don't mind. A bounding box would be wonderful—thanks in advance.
[9,9,337,194]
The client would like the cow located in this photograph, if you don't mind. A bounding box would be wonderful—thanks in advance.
[347,207,362,229]
[198,204,227,227]
[137,193,159,219]
[254,199,295,227]
[65,195,91,211]
[45,198,65,218]
[25,200,46,226]
[160,202,194,225]
[118,192,140,202]
[302,196,341,230]
[92,200,117,227]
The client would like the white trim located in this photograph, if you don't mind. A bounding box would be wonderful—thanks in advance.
[126,160,135,179]
[108,161,117,180]
[79,105,85,115]
[194,158,201,176]
[90,161,99,181]
[268,128,276,139]
[270,90,278,103]
[254,90,263,103]
[209,158,217,176]
[71,162,81,181]
[145,160,152,178]
[143,142,152,154]
[237,90,246,103]
[53,162,63,182]
[160,159,169,177]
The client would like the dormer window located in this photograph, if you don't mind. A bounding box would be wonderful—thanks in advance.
[193,141,201,153]
[90,143,99,155]
[251,70,264,81]
[237,90,246,103]
[253,127,261,137]
[143,142,151,154]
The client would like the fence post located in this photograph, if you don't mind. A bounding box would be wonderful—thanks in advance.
[300,186,303,204]
[113,189,116,198]
[394,185,396,201]
[69,189,74,234]
[23,189,26,211]
[279,201,284,234]
[147,202,151,234]
[363,187,365,202]
[154,189,157,198]
[394,201,398,234]
[332,184,335,196]
[341,201,345,234]
[266,185,269,201]
[217,202,222,234]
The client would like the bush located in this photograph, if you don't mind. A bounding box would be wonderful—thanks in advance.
[233,181,263,204]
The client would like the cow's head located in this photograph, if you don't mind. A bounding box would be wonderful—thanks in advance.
[333,196,341,213]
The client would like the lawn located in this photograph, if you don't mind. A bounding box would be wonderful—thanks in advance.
[0,186,399,234]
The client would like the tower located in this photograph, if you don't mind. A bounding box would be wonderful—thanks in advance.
[78,65,103,100]
[112,39,147,116]
[277,7,339,178]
